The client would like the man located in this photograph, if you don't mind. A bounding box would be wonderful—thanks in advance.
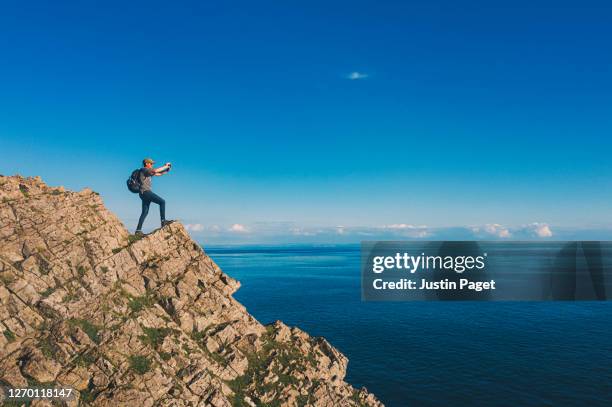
[135,158,172,236]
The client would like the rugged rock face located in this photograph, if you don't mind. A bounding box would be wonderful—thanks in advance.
[0,175,383,407]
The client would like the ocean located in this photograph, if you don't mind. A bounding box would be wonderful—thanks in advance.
[206,245,612,407]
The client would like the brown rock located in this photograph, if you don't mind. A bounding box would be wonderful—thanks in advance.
[20,347,62,383]
[0,175,384,406]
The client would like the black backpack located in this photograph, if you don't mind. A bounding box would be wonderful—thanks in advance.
[127,169,142,193]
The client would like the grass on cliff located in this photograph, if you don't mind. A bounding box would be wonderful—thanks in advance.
[68,318,101,344]
[350,390,371,407]
[127,233,145,245]
[24,375,56,389]
[3,329,16,342]
[18,184,29,197]
[129,355,152,374]
[139,326,178,349]
[38,335,61,359]
[74,351,97,367]
[126,291,156,313]
[137,326,181,363]
[0,272,16,285]
[190,326,231,367]
[41,287,55,298]
[227,326,317,406]
[79,379,99,403]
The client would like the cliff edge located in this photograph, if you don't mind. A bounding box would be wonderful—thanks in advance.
[0,175,382,406]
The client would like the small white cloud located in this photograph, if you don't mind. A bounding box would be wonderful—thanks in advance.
[526,222,553,238]
[386,224,426,230]
[483,224,512,238]
[386,223,413,229]
[336,226,346,235]
[228,223,249,233]
[347,71,368,80]
[209,225,221,232]
[184,223,204,232]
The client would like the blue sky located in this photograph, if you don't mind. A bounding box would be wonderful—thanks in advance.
[2,0,612,243]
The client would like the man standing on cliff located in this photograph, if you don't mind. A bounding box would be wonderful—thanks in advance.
[135,158,172,236]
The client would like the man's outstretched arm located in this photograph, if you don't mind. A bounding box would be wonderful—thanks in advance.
[153,163,171,176]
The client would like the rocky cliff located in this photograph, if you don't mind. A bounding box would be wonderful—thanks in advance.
[0,175,382,407]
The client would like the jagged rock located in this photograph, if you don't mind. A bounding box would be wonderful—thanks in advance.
[0,175,383,406]
[20,346,63,383]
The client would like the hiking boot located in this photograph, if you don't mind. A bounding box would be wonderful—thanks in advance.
[161,220,174,227]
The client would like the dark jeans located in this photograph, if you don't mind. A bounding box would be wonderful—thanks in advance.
[136,190,165,231]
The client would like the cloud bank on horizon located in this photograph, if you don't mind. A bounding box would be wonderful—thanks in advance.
[178,221,566,244]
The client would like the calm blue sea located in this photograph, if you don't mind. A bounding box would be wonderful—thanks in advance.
[206,245,612,407]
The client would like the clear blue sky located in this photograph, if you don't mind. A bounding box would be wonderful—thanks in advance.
[2,0,612,243]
